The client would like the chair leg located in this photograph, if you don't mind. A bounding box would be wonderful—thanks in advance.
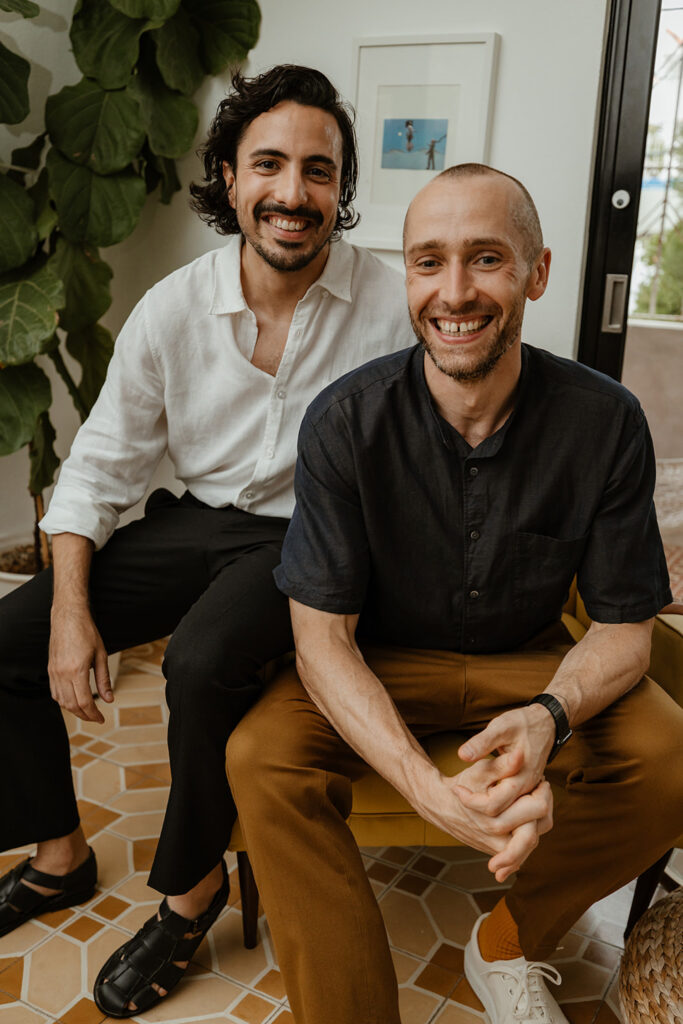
[623,848,673,941]
[237,851,260,949]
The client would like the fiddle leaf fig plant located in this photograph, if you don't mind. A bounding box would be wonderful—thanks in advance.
[0,0,261,572]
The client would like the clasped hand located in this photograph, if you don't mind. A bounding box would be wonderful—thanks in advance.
[421,706,556,882]
[48,605,114,723]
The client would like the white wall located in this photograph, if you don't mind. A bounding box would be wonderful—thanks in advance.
[1,0,609,544]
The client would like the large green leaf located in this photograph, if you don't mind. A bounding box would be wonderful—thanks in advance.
[70,0,160,90]
[66,322,114,413]
[46,79,146,175]
[0,363,51,456]
[29,410,59,494]
[49,238,112,333]
[130,63,198,158]
[0,263,64,365]
[0,0,39,15]
[46,149,147,247]
[151,7,203,96]
[0,41,30,125]
[0,175,38,275]
[109,0,180,17]
[189,0,261,75]
[27,168,58,241]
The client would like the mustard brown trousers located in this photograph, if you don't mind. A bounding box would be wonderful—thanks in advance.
[226,622,683,1024]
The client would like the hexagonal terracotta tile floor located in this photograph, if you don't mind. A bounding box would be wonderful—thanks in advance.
[1,637,669,1023]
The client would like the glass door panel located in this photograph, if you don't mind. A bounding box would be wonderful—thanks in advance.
[620,3,683,595]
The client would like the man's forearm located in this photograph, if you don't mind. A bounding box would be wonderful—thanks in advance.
[294,616,439,812]
[51,533,95,610]
[546,619,653,727]
[291,601,552,868]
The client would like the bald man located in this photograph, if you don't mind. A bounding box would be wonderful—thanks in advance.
[225,165,683,1024]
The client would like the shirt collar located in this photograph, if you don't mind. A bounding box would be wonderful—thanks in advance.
[310,238,354,303]
[209,235,354,315]
[210,235,248,315]
[414,343,531,459]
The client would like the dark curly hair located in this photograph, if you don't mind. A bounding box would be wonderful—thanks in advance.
[189,65,360,240]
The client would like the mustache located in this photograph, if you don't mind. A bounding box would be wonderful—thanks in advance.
[423,300,501,320]
[254,201,323,226]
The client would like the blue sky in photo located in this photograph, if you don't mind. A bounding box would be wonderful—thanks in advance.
[381,118,448,170]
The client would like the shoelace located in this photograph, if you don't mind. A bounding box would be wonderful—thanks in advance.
[484,960,562,1021]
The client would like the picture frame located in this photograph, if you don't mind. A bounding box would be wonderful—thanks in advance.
[351,34,500,250]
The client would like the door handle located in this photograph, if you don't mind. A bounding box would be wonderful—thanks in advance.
[601,273,629,333]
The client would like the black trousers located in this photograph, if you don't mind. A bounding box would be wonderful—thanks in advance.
[0,489,293,894]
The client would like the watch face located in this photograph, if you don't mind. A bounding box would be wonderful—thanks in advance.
[547,728,572,763]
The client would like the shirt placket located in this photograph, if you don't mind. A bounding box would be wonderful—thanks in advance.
[238,299,310,505]
[461,457,487,649]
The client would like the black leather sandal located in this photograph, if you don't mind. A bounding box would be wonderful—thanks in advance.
[93,859,229,1018]
[0,848,97,937]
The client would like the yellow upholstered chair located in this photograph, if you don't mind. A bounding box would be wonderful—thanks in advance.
[228,585,683,948]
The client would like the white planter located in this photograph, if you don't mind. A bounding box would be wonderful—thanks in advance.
[0,568,121,686]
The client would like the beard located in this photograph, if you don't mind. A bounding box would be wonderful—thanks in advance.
[238,199,334,273]
[410,297,525,382]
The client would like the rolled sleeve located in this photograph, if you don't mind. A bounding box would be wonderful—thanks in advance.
[578,407,672,622]
[274,406,369,613]
[40,298,168,549]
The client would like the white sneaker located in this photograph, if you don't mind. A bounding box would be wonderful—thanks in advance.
[464,914,569,1023]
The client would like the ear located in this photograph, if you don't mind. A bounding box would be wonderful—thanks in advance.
[222,161,236,209]
[527,247,551,301]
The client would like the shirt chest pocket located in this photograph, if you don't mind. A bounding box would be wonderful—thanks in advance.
[513,531,588,611]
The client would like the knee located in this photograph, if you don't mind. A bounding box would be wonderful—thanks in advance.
[225,715,262,793]
[163,631,255,704]
[621,716,683,827]
[226,701,289,797]
[226,671,324,817]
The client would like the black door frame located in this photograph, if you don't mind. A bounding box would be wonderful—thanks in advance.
[577,0,661,380]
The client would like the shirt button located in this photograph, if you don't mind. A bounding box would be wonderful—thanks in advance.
[469,590,480,600]
[265,447,274,459]
[469,466,479,477]
[244,491,254,500]
[470,529,480,540]
[468,636,476,645]
[277,389,286,400]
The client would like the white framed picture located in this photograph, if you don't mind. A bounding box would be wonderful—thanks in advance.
[351,33,500,249]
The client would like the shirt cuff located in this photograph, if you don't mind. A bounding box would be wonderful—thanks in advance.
[582,589,674,623]
[273,565,363,615]
[40,498,118,551]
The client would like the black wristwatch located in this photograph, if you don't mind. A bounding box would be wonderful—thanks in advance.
[526,694,572,763]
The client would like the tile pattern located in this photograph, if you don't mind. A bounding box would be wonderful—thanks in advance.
[0,637,665,1023]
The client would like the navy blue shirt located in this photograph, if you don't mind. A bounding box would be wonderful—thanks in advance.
[275,344,671,653]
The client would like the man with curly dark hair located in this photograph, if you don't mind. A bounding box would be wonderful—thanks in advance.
[0,64,413,1017]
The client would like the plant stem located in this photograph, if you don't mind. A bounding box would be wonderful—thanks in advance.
[32,493,50,570]
[48,346,89,423]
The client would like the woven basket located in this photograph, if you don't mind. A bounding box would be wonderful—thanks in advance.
[619,887,683,1023]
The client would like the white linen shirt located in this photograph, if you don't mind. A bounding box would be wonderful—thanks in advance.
[40,236,413,549]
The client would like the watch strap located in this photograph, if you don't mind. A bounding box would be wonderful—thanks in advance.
[526,693,572,763]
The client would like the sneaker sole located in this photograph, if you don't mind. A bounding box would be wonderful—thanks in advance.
[464,938,500,1024]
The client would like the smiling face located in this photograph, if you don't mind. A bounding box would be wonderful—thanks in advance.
[404,173,550,382]
[222,100,343,273]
